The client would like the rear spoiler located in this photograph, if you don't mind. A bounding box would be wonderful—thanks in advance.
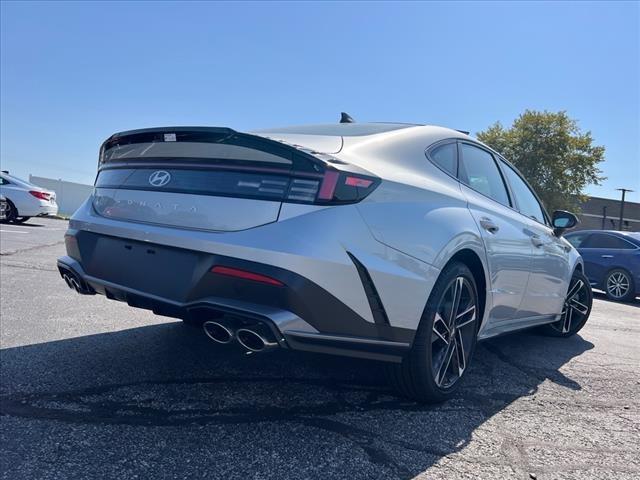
[100,126,327,175]
[97,126,380,206]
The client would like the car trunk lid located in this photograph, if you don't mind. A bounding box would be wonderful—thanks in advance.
[93,127,379,232]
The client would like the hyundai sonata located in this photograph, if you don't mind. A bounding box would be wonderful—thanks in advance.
[58,119,592,402]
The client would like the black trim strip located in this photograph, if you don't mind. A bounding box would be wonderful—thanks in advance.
[347,252,390,326]
[67,231,414,344]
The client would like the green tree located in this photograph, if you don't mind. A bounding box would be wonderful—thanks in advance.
[477,110,605,214]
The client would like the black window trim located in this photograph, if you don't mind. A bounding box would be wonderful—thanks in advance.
[495,155,552,227]
[425,138,460,179]
[425,138,552,227]
[457,140,514,209]
[579,232,639,250]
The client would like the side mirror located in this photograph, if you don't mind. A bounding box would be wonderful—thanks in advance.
[552,210,578,237]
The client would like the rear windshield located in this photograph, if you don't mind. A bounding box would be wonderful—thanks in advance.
[103,142,291,164]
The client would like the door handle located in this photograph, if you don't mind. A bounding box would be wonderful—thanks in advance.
[530,234,544,248]
[601,254,613,258]
[479,217,499,234]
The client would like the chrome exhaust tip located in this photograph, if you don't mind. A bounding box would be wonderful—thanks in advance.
[203,321,234,344]
[62,272,81,292]
[236,328,278,353]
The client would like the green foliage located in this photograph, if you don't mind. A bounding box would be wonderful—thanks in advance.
[477,110,605,214]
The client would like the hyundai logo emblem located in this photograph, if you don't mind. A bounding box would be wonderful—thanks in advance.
[148,170,171,187]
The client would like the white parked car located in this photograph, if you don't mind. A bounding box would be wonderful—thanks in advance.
[0,171,58,223]
[58,120,590,403]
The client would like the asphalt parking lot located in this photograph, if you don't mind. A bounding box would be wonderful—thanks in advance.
[1,217,639,480]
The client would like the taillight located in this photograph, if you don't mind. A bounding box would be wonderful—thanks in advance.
[29,190,51,201]
[285,170,379,205]
[211,265,284,286]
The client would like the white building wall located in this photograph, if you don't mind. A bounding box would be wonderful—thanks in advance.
[29,175,93,216]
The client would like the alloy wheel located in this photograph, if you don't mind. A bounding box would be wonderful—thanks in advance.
[553,278,590,334]
[431,276,477,389]
[606,271,630,300]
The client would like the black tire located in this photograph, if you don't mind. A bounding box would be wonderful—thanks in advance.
[604,268,635,302]
[386,262,479,403]
[3,200,17,223]
[540,269,592,337]
[13,216,31,224]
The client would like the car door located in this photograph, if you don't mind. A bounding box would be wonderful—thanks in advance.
[498,160,571,317]
[458,142,534,323]
[580,233,638,288]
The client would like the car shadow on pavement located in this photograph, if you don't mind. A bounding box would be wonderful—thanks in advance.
[0,321,594,479]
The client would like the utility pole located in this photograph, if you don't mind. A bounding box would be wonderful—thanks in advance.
[601,205,607,230]
[616,188,634,231]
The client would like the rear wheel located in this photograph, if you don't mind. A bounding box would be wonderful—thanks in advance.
[604,269,635,302]
[541,270,592,337]
[2,200,17,223]
[386,262,479,403]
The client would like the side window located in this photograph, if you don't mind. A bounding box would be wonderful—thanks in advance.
[583,233,636,249]
[0,177,8,185]
[565,233,590,248]
[459,143,510,206]
[428,142,457,176]
[500,161,547,224]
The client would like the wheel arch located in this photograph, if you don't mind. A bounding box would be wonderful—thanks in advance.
[441,248,488,331]
[573,259,584,273]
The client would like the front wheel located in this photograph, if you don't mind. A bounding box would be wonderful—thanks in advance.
[386,262,479,403]
[540,270,592,337]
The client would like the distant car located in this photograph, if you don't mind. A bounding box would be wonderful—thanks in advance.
[565,230,640,302]
[0,195,7,221]
[0,171,58,223]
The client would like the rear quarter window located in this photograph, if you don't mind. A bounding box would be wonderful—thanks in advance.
[427,142,457,176]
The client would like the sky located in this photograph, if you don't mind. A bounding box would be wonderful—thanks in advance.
[1,1,638,202]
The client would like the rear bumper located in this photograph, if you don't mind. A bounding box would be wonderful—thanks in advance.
[38,204,58,216]
[20,203,58,217]
[58,238,412,363]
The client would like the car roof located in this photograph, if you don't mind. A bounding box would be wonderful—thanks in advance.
[0,172,46,191]
[253,122,422,137]
[567,230,634,235]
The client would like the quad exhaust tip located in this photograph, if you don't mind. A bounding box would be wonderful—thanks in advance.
[60,269,94,295]
[62,273,81,292]
[202,321,234,344]
[236,328,278,353]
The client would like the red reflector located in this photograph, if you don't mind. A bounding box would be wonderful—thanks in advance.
[211,266,284,286]
[345,176,373,188]
[317,170,340,200]
[29,190,51,201]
